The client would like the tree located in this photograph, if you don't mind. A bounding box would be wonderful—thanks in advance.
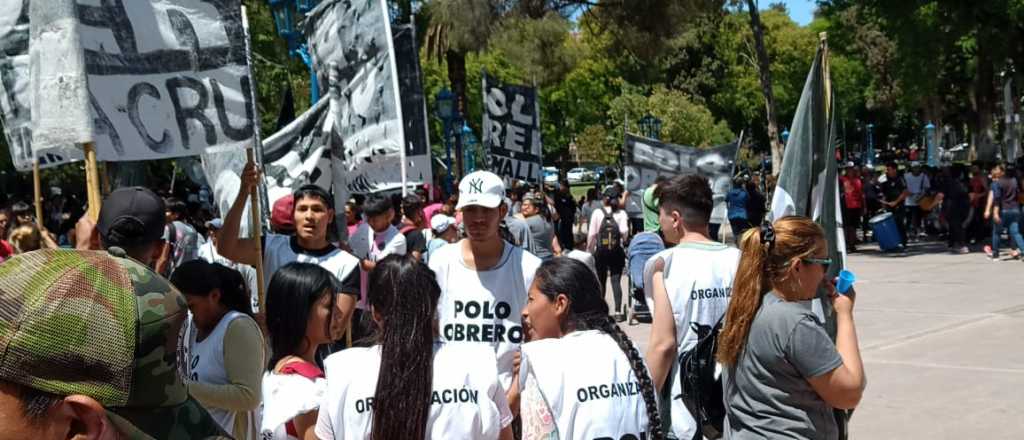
[745,0,784,175]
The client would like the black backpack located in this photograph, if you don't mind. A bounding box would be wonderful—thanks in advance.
[677,319,725,439]
[596,208,622,253]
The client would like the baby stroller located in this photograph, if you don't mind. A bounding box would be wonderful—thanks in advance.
[626,231,665,325]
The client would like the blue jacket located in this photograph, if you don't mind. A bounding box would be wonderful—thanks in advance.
[727,188,749,220]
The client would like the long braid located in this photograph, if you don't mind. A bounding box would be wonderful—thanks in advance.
[583,314,666,440]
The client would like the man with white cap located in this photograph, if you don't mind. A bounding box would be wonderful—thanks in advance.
[903,161,931,240]
[428,171,542,406]
[425,213,458,263]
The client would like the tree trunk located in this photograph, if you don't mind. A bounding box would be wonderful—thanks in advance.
[746,0,783,176]
[973,44,997,162]
[446,49,467,181]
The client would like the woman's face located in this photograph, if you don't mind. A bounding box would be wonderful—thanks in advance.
[521,200,538,217]
[0,213,8,235]
[792,240,830,300]
[184,291,224,333]
[521,279,566,342]
[345,204,358,224]
[306,291,335,348]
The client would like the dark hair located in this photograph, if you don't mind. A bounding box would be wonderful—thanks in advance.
[11,202,30,219]
[165,197,187,216]
[363,194,394,218]
[402,194,424,220]
[885,161,898,170]
[532,258,664,439]
[293,184,334,210]
[265,262,337,369]
[657,175,712,227]
[9,381,61,425]
[367,255,440,440]
[170,260,252,317]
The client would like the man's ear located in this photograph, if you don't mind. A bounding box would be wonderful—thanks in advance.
[62,394,118,440]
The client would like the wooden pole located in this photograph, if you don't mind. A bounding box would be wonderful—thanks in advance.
[33,158,43,227]
[240,6,267,314]
[84,143,102,222]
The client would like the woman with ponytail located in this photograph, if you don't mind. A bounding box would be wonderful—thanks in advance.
[718,217,866,440]
[314,254,514,439]
[171,260,265,439]
[518,257,663,440]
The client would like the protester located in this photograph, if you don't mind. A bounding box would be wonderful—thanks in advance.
[158,197,202,276]
[745,178,768,228]
[350,194,407,341]
[579,188,604,235]
[0,208,13,262]
[879,162,910,250]
[76,187,168,266]
[518,258,663,439]
[401,193,430,261]
[643,176,669,233]
[519,192,562,261]
[643,174,740,440]
[861,167,881,242]
[7,223,57,253]
[271,194,297,235]
[0,249,228,439]
[426,213,458,263]
[172,260,265,439]
[565,231,597,275]
[936,166,971,254]
[554,180,577,250]
[588,188,629,321]
[968,164,990,245]
[198,218,260,311]
[345,198,363,239]
[10,201,33,227]
[840,164,865,252]
[503,198,536,251]
[260,263,337,439]
[718,217,866,439]
[317,255,514,439]
[219,163,360,355]
[726,176,752,245]
[429,170,543,405]
[986,164,1024,260]
[903,161,931,240]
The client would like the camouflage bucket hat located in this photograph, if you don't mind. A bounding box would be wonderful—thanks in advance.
[0,249,230,440]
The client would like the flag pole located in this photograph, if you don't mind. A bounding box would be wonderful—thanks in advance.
[241,6,267,316]
[84,143,102,222]
[33,157,43,227]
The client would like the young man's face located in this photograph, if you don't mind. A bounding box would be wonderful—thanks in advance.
[293,196,333,242]
[658,205,682,244]
[366,209,394,233]
[886,166,898,178]
[462,205,504,242]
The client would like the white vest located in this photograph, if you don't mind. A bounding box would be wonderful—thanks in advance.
[428,241,542,390]
[185,311,256,434]
[643,241,740,440]
[314,343,512,440]
[520,330,652,439]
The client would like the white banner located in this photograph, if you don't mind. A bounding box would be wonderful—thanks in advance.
[29,0,254,162]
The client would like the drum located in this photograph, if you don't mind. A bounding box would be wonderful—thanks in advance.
[870,212,901,251]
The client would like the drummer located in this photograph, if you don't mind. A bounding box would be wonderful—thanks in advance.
[879,162,910,251]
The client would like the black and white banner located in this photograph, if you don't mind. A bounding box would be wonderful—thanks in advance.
[307,0,430,195]
[623,134,739,225]
[28,0,254,162]
[0,0,80,170]
[482,72,542,183]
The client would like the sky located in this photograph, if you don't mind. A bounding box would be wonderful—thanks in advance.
[779,0,818,26]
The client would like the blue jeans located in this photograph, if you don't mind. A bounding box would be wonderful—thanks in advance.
[992,208,1024,257]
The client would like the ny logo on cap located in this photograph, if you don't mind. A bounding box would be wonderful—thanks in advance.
[469,178,484,194]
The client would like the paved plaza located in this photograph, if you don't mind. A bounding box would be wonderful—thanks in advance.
[612,240,1024,439]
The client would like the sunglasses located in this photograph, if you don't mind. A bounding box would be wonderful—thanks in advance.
[801,257,832,271]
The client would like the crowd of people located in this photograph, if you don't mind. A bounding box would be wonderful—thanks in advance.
[0,156,882,440]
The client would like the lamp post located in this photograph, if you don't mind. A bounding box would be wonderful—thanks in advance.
[462,122,479,173]
[436,89,456,194]
[780,128,790,146]
[865,124,875,168]
[925,122,937,167]
[639,115,662,140]
[268,0,321,102]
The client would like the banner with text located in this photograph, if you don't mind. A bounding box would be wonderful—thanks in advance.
[482,72,542,183]
[307,0,430,194]
[29,0,254,162]
[623,134,739,224]
[0,0,80,170]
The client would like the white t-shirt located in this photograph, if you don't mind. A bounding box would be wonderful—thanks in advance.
[566,249,597,275]
[262,234,360,296]
[643,241,740,440]
[520,330,652,439]
[349,223,406,309]
[429,240,542,390]
[314,343,513,440]
[587,208,629,253]
[198,241,260,313]
[183,311,256,435]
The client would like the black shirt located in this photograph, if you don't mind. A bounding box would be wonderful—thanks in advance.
[404,228,428,254]
[880,174,907,203]
[554,192,577,222]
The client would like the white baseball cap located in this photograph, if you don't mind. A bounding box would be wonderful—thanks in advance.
[456,171,505,210]
[430,214,456,234]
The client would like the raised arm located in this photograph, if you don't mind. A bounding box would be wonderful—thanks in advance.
[217,161,262,267]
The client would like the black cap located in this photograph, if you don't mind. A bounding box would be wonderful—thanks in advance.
[97,187,166,246]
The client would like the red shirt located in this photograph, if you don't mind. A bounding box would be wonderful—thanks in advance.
[841,175,864,209]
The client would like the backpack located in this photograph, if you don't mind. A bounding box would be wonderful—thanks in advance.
[596,208,622,253]
[677,319,725,439]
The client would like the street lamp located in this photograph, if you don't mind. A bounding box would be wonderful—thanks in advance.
[462,122,478,173]
[268,0,321,102]
[865,124,875,167]
[924,122,937,167]
[780,128,790,146]
[639,115,662,140]
[436,89,456,194]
